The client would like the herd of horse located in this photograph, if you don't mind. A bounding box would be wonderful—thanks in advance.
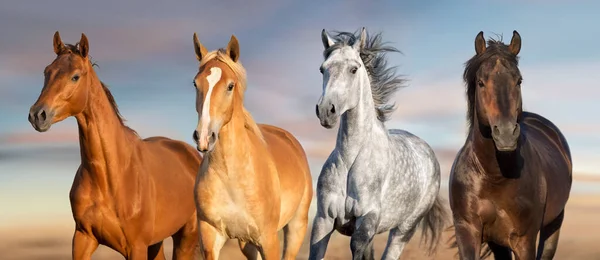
[26,27,572,260]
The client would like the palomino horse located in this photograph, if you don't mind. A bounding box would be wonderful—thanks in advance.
[449,31,572,260]
[310,27,447,260]
[28,32,201,260]
[190,33,313,259]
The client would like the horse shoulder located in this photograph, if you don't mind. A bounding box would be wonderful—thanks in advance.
[448,145,482,208]
[70,165,95,219]
[70,166,126,247]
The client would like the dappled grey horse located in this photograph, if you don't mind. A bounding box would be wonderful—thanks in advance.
[309,28,448,260]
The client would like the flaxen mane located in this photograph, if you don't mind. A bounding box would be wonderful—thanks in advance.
[324,29,407,122]
[199,49,264,141]
[60,43,137,135]
[463,37,520,129]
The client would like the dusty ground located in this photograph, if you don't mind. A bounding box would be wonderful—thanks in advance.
[1,192,599,260]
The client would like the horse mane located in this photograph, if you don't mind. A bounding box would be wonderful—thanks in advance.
[60,43,138,135]
[199,49,264,142]
[324,29,407,122]
[463,36,520,129]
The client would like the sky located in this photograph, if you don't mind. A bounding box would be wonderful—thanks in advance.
[1,0,600,225]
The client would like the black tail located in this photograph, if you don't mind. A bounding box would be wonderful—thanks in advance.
[446,226,492,259]
[419,195,449,256]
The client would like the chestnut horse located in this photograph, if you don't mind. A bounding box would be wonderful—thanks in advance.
[449,31,572,260]
[190,33,313,260]
[28,32,201,260]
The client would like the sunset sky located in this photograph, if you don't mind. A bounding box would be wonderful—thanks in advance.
[1,0,599,225]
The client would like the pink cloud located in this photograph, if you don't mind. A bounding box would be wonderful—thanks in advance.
[0,127,78,145]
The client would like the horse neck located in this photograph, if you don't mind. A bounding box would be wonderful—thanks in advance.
[336,73,386,161]
[74,70,137,192]
[205,101,255,178]
[469,110,522,179]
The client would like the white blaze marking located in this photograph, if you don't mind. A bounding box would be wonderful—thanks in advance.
[200,67,222,127]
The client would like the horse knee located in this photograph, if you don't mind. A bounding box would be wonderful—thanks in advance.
[350,213,378,255]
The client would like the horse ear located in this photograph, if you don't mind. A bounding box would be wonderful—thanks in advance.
[508,30,521,55]
[53,31,65,55]
[193,33,208,62]
[226,35,240,62]
[321,29,335,49]
[475,31,486,55]
[79,33,89,58]
[353,27,367,50]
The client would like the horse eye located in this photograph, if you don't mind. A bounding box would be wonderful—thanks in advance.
[71,74,80,82]
[477,80,485,87]
[227,83,234,91]
[193,81,197,88]
[517,78,523,86]
[319,67,324,74]
[350,67,358,74]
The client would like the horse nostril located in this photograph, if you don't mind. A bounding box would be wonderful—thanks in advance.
[492,125,500,136]
[210,132,216,142]
[193,130,199,142]
[315,104,320,117]
[330,104,336,114]
[39,110,46,121]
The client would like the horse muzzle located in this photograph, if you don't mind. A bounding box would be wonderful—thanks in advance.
[28,104,54,132]
[193,129,218,153]
[316,102,338,129]
[492,122,520,152]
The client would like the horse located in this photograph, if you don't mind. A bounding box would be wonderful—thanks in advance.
[309,27,448,260]
[448,30,572,260]
[189,33,313,260]
[28,32,202,260]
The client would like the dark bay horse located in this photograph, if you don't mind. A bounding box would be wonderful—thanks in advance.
[28,32,202,259]
[449,31,572,260]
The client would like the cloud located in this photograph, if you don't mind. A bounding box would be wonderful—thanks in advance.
[0,0,292,77]
[0,125,79,146]
[2,0,599,177]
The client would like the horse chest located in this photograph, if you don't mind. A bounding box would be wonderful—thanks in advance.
[195,178,261,241]
[70,178,145,252]
[481,195,540,244]
[72,200,128,252]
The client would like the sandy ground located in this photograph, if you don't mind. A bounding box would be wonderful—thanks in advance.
[1,192,599,260]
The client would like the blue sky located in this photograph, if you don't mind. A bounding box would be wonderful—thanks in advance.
[1,0,600,224]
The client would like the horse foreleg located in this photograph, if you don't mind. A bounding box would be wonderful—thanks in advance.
[198,221,227,260]
[239,240,261,260]
[509,234,536,260]
[258,231,280,260]
[308,213,335,260]
[72,229,99,260]
[147,241,166,260]
[172,213,199,260]
[453,221,482,260]
[363,240,375,260]
[350,212,379,260]
[128,244,149,260]
[381,226,416,260]
[282,191,310,260]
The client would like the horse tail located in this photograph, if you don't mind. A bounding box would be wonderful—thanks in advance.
[419,194,449,255]
[446,227,492,259]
